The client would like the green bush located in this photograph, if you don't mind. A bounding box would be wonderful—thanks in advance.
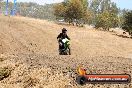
[95,11,118,31]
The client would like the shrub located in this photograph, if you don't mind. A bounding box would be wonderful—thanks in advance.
[0,67,11,81]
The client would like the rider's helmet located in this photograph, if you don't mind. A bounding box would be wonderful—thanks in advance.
[62,28,67,33]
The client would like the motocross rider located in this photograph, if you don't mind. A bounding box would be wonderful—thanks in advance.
[57,28,71,55]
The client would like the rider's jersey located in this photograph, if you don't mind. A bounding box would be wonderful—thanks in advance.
[57,33,70,40]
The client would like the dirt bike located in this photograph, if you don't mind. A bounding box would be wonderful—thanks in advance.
[59,38,70,55]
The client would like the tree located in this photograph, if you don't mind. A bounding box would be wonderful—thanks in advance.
[0,0,3,8]
[65,0,84,23]
[54,0,92,26]
[16,2,56,20]
[54,3,66,20]
[122,10,132,35]
[88,0,103,24]
[94,0,119,30]
[95,11,118,30]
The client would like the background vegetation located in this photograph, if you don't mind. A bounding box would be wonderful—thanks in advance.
[0,0,132,35]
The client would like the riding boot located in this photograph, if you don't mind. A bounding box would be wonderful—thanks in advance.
[68,47,71,55]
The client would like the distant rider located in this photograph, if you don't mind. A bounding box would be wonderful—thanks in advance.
[57,28,71,55]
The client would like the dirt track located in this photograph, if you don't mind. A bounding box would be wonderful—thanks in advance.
[0,16,132,88]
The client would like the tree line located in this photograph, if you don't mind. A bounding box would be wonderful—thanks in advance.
[54,0,132,35]
[0,1,56,20]
[55,0,119,28]
[0,0,131,35]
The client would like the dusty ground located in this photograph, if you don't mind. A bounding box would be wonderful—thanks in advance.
[0,16,132,88]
